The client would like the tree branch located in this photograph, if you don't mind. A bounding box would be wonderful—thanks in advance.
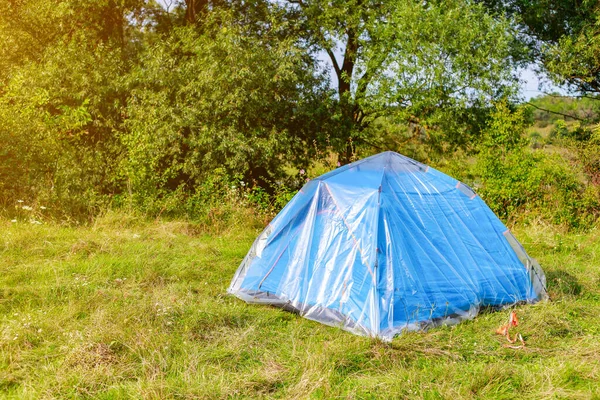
[525,102,587,121]
[538,92,600,101]
[285,0,341,80]
[326,48,341,79]
[354,35,395,117]
[354,136,384,150]
[338,27,358,100]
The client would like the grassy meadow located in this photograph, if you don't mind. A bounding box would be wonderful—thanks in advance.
[1,212,599,399]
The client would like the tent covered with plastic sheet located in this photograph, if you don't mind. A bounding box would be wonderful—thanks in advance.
[228,151,547,340]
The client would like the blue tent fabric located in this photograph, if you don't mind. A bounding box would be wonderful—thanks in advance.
[228,151,547,340]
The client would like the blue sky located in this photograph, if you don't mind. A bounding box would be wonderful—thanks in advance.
[520,67,569,100]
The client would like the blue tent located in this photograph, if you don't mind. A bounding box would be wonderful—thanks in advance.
[228,151,547,340]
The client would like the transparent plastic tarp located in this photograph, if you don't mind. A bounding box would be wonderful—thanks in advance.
[228,151,547,340]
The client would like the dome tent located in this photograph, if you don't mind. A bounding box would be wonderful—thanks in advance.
[228,151,547,340]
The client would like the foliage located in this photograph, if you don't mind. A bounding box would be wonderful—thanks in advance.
[474,102,599,227]
[475,102,539,218]
[544,11,600,94]
[480,0,600,94]
[288,0,521,160]
[576,125,600,185]
[550,119,569,139]
[122,8,332,212]
[480,0,597,45]
[527,94,600,125]
[0,0,152,217]
[0,0,598,228]
[0,0,150,81]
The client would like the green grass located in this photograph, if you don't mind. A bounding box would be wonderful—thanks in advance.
[1,212,599,399]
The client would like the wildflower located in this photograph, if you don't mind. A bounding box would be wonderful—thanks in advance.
[11,219,17,223]
[299,169,305,175]
[337,161,341,167]
[305,178,310,183]
[17,200,23,203]
[240,181,246,187]
[40,206,47,210]
[22,205,33,211]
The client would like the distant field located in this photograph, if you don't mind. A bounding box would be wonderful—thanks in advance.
[1,214,599,399]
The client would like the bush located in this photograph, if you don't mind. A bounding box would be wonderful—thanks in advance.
[122,11,333,213]
[550,119,569,139]
[0,40,127,220]
[529,131,543,148]
[474,102,599,228]
[577,126,600,185]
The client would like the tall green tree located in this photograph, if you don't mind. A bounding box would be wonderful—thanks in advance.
[123,8,333,210]
[480,0,600,94]
[0,0,155,213]
[285,0,520,161]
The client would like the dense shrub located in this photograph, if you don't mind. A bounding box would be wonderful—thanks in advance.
[473,102,599,228]
[122,11,333,214]
[0,0,148,219]
[0,39,128,218]
[577,126,600,185]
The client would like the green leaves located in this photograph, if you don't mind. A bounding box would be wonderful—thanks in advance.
[0,0,143,216]
[473,101,598,227]
[288,0,520,159]
[479,0,600,94]
[122,8,333,211]
[544,14,600,94]
[2,0,594,223]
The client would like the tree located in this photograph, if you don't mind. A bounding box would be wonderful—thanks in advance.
[0,0,154,214]
[122,8,333,210]
[480,0,596,44]
[285,0,520,161]
[479,0,600,95]
[544,14,600,94]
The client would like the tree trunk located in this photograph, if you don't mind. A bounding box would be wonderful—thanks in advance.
[336,28,360,164]
[185,0,209,24]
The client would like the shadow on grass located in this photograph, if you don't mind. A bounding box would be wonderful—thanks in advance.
[545,269,582,298]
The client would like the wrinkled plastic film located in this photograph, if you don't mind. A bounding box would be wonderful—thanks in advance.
[228,151,547,340]
[503,230,548,301]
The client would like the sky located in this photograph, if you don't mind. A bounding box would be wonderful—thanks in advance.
[519,67,570,101]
